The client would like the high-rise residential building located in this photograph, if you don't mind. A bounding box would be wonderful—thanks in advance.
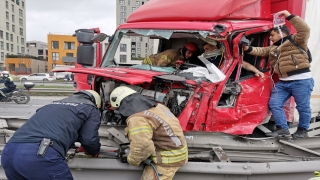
[26,41,48,60]
[47,33,78,71]
[116,0,152,64]
[0,0,26,69]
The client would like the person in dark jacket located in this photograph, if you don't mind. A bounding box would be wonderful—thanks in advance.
[1,90,102,180]
[0,71,16,100]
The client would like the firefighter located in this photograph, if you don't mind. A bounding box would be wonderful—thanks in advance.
[142,42,199,66]
[1,90,102,180]
[110,86,188,180]
[0,71,16,100]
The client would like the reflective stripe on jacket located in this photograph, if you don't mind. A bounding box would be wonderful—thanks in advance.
[126,104,188,167]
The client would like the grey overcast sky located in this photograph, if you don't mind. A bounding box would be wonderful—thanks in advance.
[26,0,116,42]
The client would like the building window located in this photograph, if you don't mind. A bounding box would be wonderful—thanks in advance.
[119,0,125,5]
[137,43,141,48]
[10,44,13,52]
[120,55,127,63]
[132,7,136,12]
[145,48,148,53]
[12,5,14,12]
[120,44,127,52]
[17,36,18,43]
[19,28,23,35]
[19,18,23,26]
[16,0,20,5]
[6,33,9,41]
[66,53,74,57]
[120,18,126,24]
[132,37,136,41]
[131,50,136,53]
[38,49,43,55]
[10,34,13,42]
[139,37,143,42]
[120,12,126,17]
[128,0,130,5]
[120,6,126,11]
[17,45,19,53]
[64,42,75,50]
[0,41,4,50]
[142,1,144,5]
[137,54,141,57]
[6,22,9,30]
[19,9,23,17]
[0,31,3,39]
[12,25,15,32]
[52,52,59,60]
[52,41,59,49]
[6,1,9,9]
[12,14,15,22]
[137,48,141,53]
[1,52,4,61]
[21,46,25,53]
[6,12,9,20]
[22,1,24,8]
[6,43,9,51]
[135,1,140,6]
[21,37,24,44]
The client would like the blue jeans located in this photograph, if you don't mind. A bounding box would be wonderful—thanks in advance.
[268,78,314,130]
[1,143,73,180]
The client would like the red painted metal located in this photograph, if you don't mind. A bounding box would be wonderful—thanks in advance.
[128,0,272,23]
[57,67,166,85]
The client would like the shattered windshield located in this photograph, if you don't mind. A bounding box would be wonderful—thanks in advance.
[100,29,222,73]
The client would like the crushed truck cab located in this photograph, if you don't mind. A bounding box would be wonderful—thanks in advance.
[9,0,320,179]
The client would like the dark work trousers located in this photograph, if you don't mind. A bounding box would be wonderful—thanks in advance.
[1,142,73,180]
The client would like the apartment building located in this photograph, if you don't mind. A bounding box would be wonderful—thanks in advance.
[47,33,78,71]
[26,41,48,60]
[0,0,26,69]
[116,0,152,65]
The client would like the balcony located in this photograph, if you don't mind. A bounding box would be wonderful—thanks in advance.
[62,56,76,63]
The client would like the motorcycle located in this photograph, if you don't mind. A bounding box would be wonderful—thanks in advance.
[0,82,35,104]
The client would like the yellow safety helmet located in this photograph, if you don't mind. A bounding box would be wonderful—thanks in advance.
[110,86,137,109]
[77,90,101,108]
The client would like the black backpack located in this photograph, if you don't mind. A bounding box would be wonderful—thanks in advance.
[288,38,312,63]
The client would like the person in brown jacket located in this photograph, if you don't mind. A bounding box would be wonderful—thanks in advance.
[110,86,188,180]
[243,10,314,138]
[142,42,198,66]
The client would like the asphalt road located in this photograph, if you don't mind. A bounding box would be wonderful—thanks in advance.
[0,96,67,118]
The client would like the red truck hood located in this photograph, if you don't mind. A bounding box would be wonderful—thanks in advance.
[53,67,167,85]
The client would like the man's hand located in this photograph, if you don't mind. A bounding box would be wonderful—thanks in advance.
[277,10,291,18]
[255,71,265,79]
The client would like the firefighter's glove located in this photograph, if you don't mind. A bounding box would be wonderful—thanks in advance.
[127,155,140,166]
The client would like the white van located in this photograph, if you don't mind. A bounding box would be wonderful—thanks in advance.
[51,65,74,80]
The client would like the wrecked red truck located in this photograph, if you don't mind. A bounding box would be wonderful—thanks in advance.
[2,0,319,179]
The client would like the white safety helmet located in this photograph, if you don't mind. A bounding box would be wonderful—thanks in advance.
[77,90,101,108]
[110,86,137,109]
[2,71,9,77]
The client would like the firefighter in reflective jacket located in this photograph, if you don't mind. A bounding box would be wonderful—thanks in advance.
[0,71,16,100]
[110,86,188,180]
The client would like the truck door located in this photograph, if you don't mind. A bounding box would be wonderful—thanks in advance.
[211,29,273,135]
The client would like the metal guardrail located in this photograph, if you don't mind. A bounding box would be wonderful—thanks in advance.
[30,88,75,93]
